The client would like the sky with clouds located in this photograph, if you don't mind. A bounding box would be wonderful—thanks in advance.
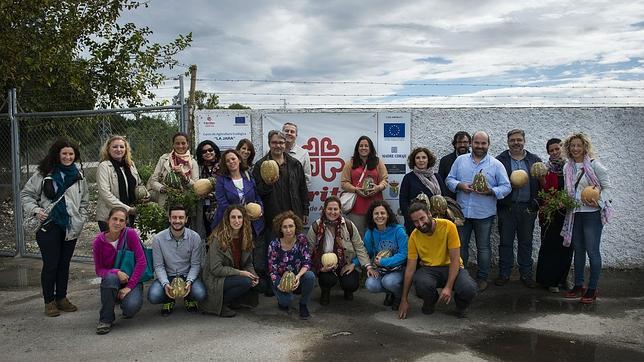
[123,0,644,108]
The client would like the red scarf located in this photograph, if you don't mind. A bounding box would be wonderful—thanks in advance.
[311,217,347,274]
[170,151,193,179]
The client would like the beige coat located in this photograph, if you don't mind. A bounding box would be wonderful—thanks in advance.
[95,160,146,222]
[147,152,199,208]
[200,238,256,315]
[306,217,371,267]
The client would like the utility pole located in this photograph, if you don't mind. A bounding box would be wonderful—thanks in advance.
[280,98,287,110]
[188,64,197,141]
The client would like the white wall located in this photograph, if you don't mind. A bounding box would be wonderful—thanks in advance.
[248,107,644,268]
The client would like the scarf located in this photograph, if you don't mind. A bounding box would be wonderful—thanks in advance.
[546,156,565,176]
[200,163,218,178]
[560,155,613,246]
[49,164,80,230]
[413,167,441,196]
[311,217,347,274]
[170,150,193,179]
[109,157,136,206]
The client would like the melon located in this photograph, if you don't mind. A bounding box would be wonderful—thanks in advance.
[510,170,529,188]
[472,170,490,193]
[413,191,431,207]
[530,162,548,178]
[581,185,600,205]
[376,249,392,259]
[193,178,215,197]
[321,252,338,268]
[260,160,280,184]
[245,202,262,220]
[135,185,149,201]
[362,176,375,192]
[429,195,448,217]
[170,276,188,299]
[278,271,297,293]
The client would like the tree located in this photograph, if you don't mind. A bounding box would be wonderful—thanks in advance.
[0,1,192,111]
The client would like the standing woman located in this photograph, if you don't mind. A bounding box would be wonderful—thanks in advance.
[195,140,221,238]
[340,135,388,235]
[236,138,256,172]
[363,200,408,310]
[147,132,199,208]
[96,135,147,232]
[399,147,448,234]
[211,149,264,238]
[268,211,316,320]
[92,207,146,334]
[307,196,371,305]
[561,133,613,303]
[535,138,573,292]
[201,205,259,318]
[21,138,89,317]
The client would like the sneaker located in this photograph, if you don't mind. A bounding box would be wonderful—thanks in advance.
[565,285,585,299]
[96,321,111,335]
[383,293,394,307]
[320,289,330,306]
[521,277,537,289]
[56,297,78,312]
[548,286,560,293]
[343,290,354,301]
[219,306,237,318]
[477,280,488,292]
[421,299,435,315]
[580,289,597,304]
[299,304,310,320]
[494,276,510,286]
[161,301,175,317]
[185,300,199,313]
[45,301,60,317]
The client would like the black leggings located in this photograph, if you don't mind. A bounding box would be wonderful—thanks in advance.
[36,224,77,303]
[318,269,360,292]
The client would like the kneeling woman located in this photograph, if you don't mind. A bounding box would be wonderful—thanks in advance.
[363,200,408,310]
[268,211,316,320]
[92,207,146,334]
[307,196,371,305]
[201,205,259,317]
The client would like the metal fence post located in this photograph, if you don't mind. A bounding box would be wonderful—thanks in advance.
[179,75,187,133]
[10,88,25,256]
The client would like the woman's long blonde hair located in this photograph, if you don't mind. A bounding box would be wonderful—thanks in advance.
[100,135,134,166]
[209,205,254,252]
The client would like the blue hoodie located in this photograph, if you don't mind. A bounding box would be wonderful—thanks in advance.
[363,224,408,268]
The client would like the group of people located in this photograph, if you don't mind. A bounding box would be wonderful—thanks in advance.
[20,122,612,335]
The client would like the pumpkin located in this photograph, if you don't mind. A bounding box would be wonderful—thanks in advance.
[193,178,215,197]
[376,249,392,259]
[245,202,262,220]
[135,185,149,201]
[429,195,448,217]
[164,171,183,190]
[321,253,338,268]
[510,170,529,188]
[581,185,600,204]
[472,170,490,193]
[530,162,548,178]
[413,191,431,207]
[278,271,297,293]
[362,176,375,192]
[260,160,280,184]
[170,276,188,299]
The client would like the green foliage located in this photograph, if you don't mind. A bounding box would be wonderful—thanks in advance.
[538,188,580,225]
[165,187,198,219]
[227,103,250,109]
[135,202,167,241]
[1,1,192,111]
[137,163,155,185]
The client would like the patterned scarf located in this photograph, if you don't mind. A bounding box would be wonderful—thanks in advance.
[546,155,565,176]
[413,167,441,196]
[311,217,347,274]
[49,164,80,230]
[561,155,613,246]
[170,150,193,179]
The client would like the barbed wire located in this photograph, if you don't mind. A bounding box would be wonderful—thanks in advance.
[213,92,644,99]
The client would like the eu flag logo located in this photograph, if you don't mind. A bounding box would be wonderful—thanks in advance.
[383,123,405,138]
[235,117,246,124]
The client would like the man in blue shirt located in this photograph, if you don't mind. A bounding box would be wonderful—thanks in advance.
[495,129,542,288]
[446,131,511,292]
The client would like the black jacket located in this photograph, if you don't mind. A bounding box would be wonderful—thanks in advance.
[496,149,542,210]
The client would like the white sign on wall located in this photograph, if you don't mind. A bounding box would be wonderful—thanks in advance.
[377,112,411,224]
[195,110,252,150]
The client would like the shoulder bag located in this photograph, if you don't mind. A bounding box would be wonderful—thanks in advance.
[339,166,368,213]
[113,227,155,283]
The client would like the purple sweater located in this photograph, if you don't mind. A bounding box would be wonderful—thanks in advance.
[92,227,147,289]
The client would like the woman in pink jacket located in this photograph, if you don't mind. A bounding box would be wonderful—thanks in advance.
[92,207,147,335]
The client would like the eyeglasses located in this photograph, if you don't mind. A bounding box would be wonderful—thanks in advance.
[202,148,215,154]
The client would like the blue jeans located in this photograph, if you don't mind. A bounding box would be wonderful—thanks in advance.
[147,276,207,304]
[271,271,316,306]
[365,271,404,297]
[99,273,143,323]
[223,275,253,305]
[457,215,494,281]
[497,203,538,279]
[572,211,603,290]
[413,266,477,310]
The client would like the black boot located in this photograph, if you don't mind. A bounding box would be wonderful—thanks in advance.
[343,290,353,301]
[383,293,394,306]
[320,288,330,305]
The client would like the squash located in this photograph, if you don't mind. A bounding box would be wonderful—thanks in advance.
[170,276,188,299]
[429,195,448,217]
[321,252,338,268]
[193,178,215,197]
[472,170,490,193]
[260,160,280,184]
[135,185,149,201]
[510,170,529,188]
[530,162,548,178]
[245,202,262,220]
[278,271,297,293]
[581,185,600,205]
[412,191,431,207]
[376,249,392,259]
[164,171,183,190]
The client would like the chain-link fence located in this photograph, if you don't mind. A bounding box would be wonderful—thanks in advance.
[0,98,14,256]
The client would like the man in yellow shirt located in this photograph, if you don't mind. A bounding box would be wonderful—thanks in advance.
[398,202,477,319]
